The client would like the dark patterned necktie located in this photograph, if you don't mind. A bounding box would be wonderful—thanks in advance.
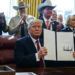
[36,40,40,51]
[36,40,44,67]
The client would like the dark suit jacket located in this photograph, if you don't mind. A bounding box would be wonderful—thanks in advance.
[61,26,73,32]
[15,35,43,67]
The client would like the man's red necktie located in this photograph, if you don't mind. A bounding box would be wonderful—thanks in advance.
[36,40,40,51]
[46,20,50,30]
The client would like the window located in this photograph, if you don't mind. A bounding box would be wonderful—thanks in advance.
[51,0,74,23]
[0,0,17,24]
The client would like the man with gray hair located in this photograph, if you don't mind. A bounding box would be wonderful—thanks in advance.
[15,17,47,67]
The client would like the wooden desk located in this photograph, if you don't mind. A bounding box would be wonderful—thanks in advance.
[9,64,75,75]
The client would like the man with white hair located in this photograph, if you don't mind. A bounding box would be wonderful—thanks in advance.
[15,17,47,67]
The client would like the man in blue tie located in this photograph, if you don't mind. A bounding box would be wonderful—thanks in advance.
[15,16,47,67]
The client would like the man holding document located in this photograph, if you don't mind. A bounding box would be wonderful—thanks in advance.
[15,16,47,67]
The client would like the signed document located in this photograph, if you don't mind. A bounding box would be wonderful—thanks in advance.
[44,29,56,60]
[57,32,74,61]
[44,29,74,61]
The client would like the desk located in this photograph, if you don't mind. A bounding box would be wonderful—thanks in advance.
[9,64,75,75]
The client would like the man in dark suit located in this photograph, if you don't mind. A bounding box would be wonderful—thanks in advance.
[38,0,59,39]
[38,0,59,31]
[15,16,47,67]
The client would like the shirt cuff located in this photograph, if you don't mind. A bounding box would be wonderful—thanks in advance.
[35,53,40,61]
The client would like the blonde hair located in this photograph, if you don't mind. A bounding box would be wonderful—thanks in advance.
[66,14,75,26]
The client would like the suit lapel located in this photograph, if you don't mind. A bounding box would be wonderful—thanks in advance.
[25,36,37,53]
[39,38,43,47]
[66,27,73,32]
[41,18,47,29]
[26,35,43,52]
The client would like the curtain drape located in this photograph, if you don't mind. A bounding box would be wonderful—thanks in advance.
[18,0,44,18]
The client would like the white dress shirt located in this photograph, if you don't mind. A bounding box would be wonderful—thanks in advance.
[43,15,52,30]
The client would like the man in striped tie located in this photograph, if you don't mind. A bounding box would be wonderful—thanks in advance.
[15,16,47,67]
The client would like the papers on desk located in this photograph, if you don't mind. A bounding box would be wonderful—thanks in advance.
[16,72,37,75]
[44,29,74,61]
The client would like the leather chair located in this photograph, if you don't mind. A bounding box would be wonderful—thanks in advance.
[0,35,17,64]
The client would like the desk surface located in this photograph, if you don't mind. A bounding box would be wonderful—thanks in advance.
[9,64,75,75]
[16,72,36,75]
